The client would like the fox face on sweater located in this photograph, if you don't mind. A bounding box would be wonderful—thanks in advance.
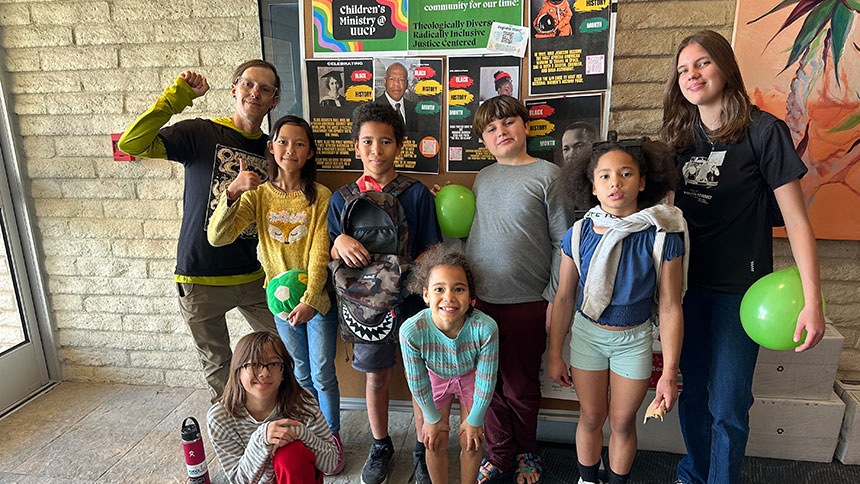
[267,209,309,244]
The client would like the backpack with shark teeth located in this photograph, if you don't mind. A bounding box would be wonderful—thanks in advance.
[329,174,417,344]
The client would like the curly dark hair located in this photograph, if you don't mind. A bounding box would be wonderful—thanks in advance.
[408,244,477,315]
[560,138,678,213]
[350,101,405,146]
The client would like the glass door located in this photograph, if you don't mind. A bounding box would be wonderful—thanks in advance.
[0,74,52,414]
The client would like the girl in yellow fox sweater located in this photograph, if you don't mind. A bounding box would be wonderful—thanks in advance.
[208,115,344,475]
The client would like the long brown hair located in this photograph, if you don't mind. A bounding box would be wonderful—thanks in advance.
[660,30,752,153]
[267,115,318,205]
[219,331,315,421]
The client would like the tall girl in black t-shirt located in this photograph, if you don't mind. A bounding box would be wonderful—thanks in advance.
[660,30,825,484]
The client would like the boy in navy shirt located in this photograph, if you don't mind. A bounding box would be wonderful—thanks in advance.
[328,102,442,484]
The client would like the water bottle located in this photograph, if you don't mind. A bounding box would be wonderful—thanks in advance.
[181,416,211,484]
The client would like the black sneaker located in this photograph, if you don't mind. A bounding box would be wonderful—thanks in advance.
[409,448,431,484]
[361,441,395,484]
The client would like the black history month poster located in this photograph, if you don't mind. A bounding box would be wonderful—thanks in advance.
[373,58,443,173]
[528,0,614,95]
[447,56,522,172]
[524,94,603,166]
[409,0,523,54]
[306,59,374,171]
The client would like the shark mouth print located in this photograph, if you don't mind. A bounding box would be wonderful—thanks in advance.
[341,304,394,342]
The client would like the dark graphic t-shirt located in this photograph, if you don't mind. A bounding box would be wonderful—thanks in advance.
[159,118,269,277]
[674,108,807,293]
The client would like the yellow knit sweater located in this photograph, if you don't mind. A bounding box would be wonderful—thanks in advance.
[208,182,332,314]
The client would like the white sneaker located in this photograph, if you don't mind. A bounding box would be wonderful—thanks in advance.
[578,478,601,484]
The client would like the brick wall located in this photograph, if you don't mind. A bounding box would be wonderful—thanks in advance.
[0,0,857,385]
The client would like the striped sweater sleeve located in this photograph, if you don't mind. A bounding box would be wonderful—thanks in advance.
[293,404,338,473]
[206,403,274,484]
[466,311,499,427]
[399,311,442,424]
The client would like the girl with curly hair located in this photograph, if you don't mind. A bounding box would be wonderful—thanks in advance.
[548,137,688,484]
[399,244,499,484]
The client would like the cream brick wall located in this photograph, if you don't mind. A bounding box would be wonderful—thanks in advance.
[0,0,857,386]
[0,0,262,387]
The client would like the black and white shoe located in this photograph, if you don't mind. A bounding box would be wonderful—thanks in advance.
[360,441,395,484]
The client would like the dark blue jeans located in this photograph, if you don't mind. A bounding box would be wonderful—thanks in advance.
[677,286,759,484]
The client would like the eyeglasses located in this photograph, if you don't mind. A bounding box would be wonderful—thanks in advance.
[234,77,279,98]
[385,76,407,85]
[240,361,285,374]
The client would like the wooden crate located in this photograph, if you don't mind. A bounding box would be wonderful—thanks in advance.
[834,380,860,465]
[752,323,843,400]
[746,391,845,462]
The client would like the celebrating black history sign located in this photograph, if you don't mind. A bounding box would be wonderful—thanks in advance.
[372,58,444,173]
[528,0,613,95]
[306,59,375,171]
[524,94,603,167]
[447,55,522,172]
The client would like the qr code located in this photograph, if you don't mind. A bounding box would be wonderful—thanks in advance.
[585,55,605,75]
[421,138,438,157]
[449,146,462,161]
[501,31,513,44]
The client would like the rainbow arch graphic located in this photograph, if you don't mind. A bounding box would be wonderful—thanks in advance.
[313,0,407,53]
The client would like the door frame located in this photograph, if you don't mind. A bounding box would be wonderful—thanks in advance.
[0,61,59,414]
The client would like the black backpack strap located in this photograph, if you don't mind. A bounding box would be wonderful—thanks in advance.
[383,174,418,198]
[337,182,361,233]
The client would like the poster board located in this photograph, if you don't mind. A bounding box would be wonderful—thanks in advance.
[262,0,617,408]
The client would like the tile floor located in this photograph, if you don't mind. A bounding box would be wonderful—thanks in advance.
[0,382,466,483]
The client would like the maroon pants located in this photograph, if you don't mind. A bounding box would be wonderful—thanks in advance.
[476,299,548,471]
[272,441,322,484]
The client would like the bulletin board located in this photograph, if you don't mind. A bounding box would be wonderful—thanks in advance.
[260,0,620,411]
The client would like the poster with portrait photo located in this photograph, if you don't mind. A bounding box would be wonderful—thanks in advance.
[528,0,614,95]
[373,58,443,174]
[478,66,519,103]
[447,55,522,172]
[306,58,374,171]
[524,94,603,168]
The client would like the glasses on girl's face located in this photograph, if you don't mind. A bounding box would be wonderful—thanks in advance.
[241,361,285,374]
[234,77,278,98]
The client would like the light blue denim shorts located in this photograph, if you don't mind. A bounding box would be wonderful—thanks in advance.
[569,311,653,380]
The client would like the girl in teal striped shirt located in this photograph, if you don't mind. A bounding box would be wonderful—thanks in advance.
[399,244,499,484]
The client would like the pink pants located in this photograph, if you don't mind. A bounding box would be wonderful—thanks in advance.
[272,441,322,484]
[428,366,477,411]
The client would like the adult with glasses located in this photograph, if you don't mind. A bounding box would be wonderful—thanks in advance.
[119,60,282,402]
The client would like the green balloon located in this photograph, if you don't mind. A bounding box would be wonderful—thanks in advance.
[739,265,825,350]
[434,184,476,238]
